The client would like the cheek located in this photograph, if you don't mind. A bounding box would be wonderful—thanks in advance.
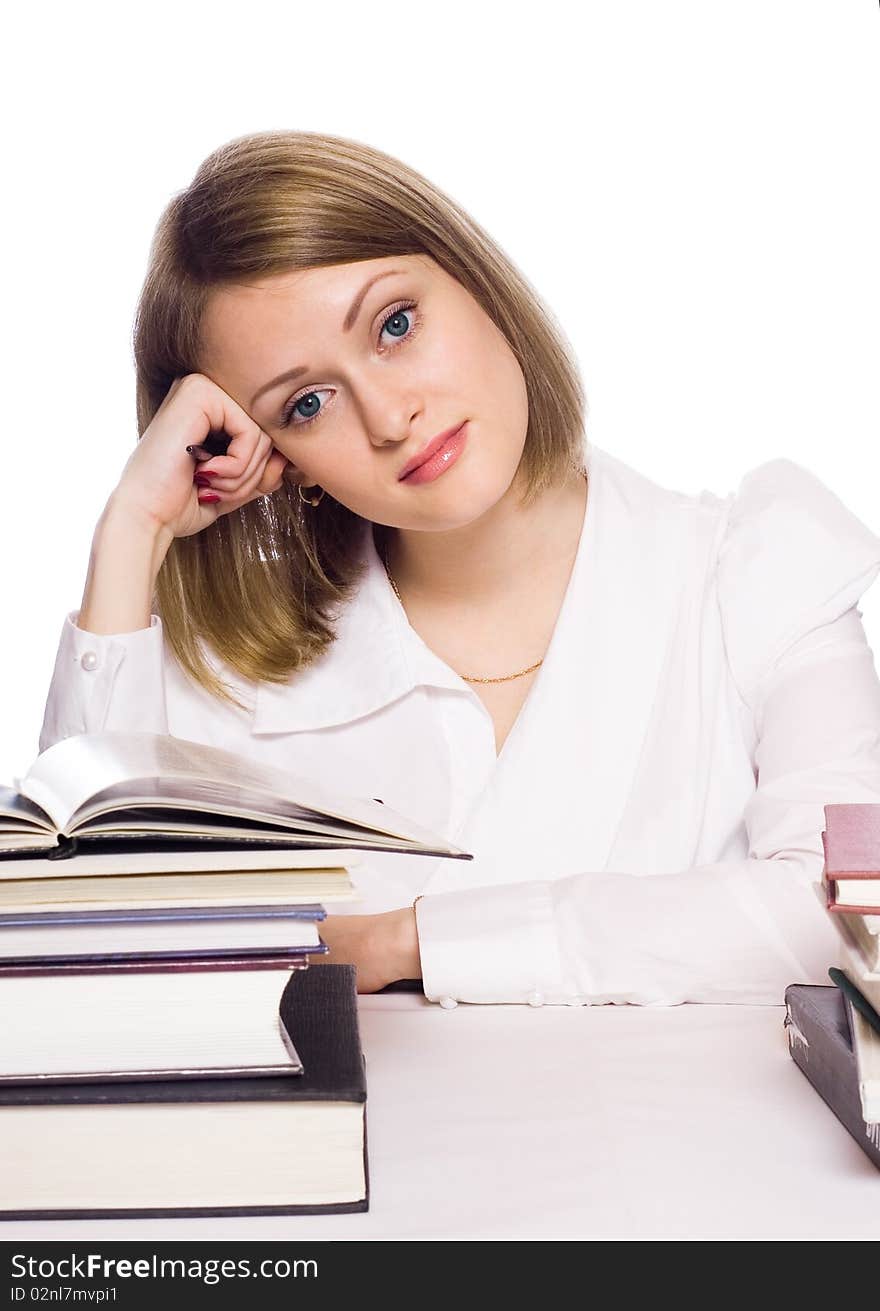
[294,439,371,492]
[461,313,524,390]
[464,328,528,427]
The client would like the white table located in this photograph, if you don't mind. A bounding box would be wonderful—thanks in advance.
[5,994,880,1241]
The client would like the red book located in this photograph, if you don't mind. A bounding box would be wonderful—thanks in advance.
[823,804,880,914]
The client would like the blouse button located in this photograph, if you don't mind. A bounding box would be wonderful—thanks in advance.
[80,651,100,672]
[439,996,458,1010]
[527,990,545,1007]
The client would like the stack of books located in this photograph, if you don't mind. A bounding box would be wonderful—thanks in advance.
[0,731,471,1217]
[785,802,880,1170]
[0,847,344,1084]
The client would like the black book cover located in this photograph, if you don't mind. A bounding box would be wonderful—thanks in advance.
[0,963,369,1218]
[785,982,880,1171]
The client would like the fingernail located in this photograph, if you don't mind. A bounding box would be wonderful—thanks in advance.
[198,492,221,504]
[193,473,214,486]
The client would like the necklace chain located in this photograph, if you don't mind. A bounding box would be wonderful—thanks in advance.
[379,538,544,685]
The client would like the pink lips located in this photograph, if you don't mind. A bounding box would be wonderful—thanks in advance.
[398,422,468,484]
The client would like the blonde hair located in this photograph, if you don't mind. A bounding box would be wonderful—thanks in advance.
[133,129,587,707]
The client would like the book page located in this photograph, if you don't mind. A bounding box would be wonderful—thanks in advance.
[0,787,55,837]
[71,786,399,841]
[850,1006,880,1122]
[21,733,468,856]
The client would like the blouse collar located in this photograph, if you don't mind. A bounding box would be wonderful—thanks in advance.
[250,518,466,736]
[250,438,596,736]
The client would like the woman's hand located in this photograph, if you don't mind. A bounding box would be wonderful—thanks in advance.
[77,373,291,636]
[110,372,291,540]
[312,908,421,994]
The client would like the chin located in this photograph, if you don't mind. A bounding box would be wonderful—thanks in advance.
[358,450,521,531]
[404,482,513,532]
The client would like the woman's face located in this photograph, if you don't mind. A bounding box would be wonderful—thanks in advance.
[198,253,529,532]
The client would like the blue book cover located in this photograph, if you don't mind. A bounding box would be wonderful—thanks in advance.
[0,904,326,926]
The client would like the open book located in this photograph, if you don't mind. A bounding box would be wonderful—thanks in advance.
[0,732,473,863]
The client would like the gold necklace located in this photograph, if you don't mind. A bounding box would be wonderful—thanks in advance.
[379,538,544,685]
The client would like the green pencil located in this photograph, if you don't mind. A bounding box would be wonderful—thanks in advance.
[828,967,880,1039]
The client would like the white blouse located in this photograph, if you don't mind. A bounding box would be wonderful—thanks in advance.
[39,443,880,1007]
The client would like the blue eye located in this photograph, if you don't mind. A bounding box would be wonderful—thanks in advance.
[380,307,412,341]
[277,300,420,430]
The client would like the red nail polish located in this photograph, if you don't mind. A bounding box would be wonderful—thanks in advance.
[193,473,214,486]
[199,492,221,504]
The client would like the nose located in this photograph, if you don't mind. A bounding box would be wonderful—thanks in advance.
[355,374,423,448]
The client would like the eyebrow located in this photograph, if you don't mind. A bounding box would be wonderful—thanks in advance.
[249,268,406,409]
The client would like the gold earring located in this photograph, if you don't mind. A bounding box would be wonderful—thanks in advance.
[297,483,325,507]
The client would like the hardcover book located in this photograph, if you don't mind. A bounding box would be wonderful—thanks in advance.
[823,804,880,913]
[0,731,472,862]
[823,804,880,873]
[0,846,362,892]
[0,954,312,1084]
[0,963,369,1216]
[825,875,880,915]
[784,983,880,1171]
[0,902,325,961]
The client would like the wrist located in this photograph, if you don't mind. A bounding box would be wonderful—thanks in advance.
[101,491,174,557]
[388,906,421,981]
[77,494,173,636]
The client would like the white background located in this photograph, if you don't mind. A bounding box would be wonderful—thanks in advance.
[2,0,877,784]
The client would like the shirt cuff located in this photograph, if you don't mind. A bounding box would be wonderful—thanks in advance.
[39,612,168,748]
[414,880,570,1006]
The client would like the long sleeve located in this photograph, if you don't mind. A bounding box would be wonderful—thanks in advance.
[415,463,880,1006]
[39,613,169,751]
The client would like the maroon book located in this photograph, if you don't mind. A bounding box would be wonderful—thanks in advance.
[823,805,880,914]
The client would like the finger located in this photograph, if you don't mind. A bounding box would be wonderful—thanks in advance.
[194,491,223,522]
[232,452,286,506]
[199,448,280,514]
[253,449,291,496]
[196,430,273,490]
[185,377,270,479]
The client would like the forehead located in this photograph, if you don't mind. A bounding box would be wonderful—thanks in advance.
[201,252,436,347]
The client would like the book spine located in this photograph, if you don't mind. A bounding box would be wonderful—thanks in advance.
[0,905,327,926]
[47,837,78,860]
[785,988,880,1171]
[0,944,328,967]
[0,955,313,977]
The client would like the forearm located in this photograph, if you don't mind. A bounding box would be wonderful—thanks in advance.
[414,856,845,1007]
[78,496,173,635]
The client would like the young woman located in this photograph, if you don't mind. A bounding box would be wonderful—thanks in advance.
[41,129,880,1006]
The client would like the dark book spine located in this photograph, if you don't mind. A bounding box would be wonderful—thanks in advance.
[0,953,314,977]
[785,984,880,1171]
[47,837,77,859]
[0,945,326,966]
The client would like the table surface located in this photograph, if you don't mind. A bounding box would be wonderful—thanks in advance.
[5,994,880,1241]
